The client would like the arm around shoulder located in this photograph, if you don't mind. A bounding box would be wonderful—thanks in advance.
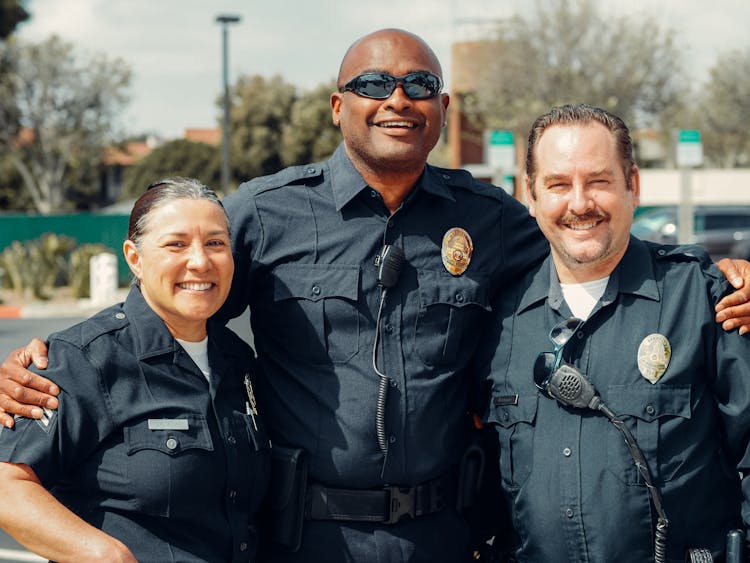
[0,339,59,428]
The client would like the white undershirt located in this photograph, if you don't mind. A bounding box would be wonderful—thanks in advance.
[176,336,211,381]
[560,277,609,320]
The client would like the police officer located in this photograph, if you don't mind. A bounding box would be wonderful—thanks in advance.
[0,179,270,562]
[215,29,548,562]
[479,104,750,561]
[3,31,750,563]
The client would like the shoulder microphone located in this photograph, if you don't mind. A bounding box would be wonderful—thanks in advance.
[377,244,405,288]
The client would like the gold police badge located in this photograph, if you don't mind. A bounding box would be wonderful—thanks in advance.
[637,334,671,384]
[442,227,473,275]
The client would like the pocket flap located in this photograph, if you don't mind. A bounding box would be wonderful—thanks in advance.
[490,393,538,428]
[417,270,490,309]
[273,264,360,302]
[606,385,691,422]
[124,415,213,456]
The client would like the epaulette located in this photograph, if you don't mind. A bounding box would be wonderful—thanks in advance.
[648,242,712,264]
[239,163,325,195]
[52,305,129,349]
[429,165,506,201]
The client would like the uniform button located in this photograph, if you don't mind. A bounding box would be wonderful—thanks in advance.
[645,404,656,415]
[502,411,510,421]
[576,331,584,339]
[165,438,178,450]
[387,221,394,229]
[442,174,450,180]
[227,435,237,445]
[311,285,321,296]
[115,313,125,319]
[455,292,464,303]
[306,167,315,175]
[389,380,398,388]
[658,249,666,256]
[388,435,397,444]
[370,190,378,198]
[563,447,572,457]
[239,542,248,552]
[565,508,574,518]
[384,323,393,333]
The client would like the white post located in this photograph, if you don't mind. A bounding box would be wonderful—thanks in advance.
[89,253,118,307]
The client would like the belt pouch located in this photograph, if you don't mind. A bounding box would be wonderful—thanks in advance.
[267,445,308,551]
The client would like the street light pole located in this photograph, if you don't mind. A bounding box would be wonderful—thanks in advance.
[215,14,241,194]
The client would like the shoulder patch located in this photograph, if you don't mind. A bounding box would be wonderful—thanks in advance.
[34,407,57,434]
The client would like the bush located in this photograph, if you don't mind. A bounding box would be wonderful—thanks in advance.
[0,234,113,300]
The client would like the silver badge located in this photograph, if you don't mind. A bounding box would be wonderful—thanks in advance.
[637,334,671,384]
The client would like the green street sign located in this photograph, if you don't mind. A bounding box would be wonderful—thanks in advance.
[487,130,515,170]
[489,130,514,145]
[678,130,701,144]
[676,129,703,167]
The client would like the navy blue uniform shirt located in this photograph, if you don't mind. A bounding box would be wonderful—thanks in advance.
[479,238,750,562]
[0,287,271,563]
[218,143,548,563]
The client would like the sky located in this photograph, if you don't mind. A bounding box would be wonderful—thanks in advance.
[15,0,750,139]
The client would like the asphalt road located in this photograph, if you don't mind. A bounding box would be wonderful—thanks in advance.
[0,311,253,561]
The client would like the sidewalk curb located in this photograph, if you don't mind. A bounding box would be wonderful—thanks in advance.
[0,291,128,320]
[0,305,22,319]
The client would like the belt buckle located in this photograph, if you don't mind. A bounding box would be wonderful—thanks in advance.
[385,486,416,524]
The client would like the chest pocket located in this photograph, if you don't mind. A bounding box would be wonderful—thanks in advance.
[604,385,691,485]
[415,271,490,366]
[271,264,360,364]
[124,415,214,517]
[489,394,538,490]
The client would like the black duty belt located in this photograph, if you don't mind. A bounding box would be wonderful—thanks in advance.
[305,472,457,525]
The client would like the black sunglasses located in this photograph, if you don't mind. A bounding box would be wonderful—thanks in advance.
[533,317,584,391]
[339,71,443,100]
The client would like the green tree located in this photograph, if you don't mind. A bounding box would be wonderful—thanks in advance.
[459,0,685,149]
[698,48,750,167]
[0,35,131,214]
[0,0,29,40]
[229,74,297,182]
[122,139,221,199]
[280,81,341,167]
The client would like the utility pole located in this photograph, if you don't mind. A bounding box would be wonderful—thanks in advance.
[215,14,241,194]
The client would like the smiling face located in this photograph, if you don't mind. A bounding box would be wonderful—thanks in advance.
[525,122,640,283]
[123,198,234,341]
[330,29,449,178]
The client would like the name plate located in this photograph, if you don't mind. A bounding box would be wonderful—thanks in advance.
[147,418,189,431]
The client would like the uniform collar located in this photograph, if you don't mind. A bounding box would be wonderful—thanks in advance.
[122,286,180,360]
[329,143,455,211]
[517,236,660,315]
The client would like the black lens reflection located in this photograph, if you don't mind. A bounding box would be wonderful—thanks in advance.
[343,72,442,100]
[535,317,584,391]
[534,351,557,390]
[549,317,583,347]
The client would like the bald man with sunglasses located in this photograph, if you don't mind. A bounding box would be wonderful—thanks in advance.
[3,29,750,563]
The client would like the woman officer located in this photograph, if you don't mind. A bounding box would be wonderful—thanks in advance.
[0,178,269,562]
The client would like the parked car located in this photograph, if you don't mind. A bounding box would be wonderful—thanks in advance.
[631,205,750,261]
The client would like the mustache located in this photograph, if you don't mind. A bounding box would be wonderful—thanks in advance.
[559,211,608,225]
